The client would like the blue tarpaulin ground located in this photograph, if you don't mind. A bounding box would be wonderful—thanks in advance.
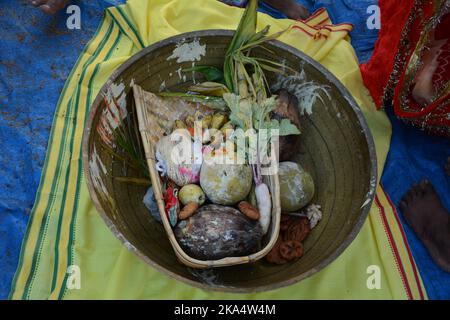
[0,0,448,299]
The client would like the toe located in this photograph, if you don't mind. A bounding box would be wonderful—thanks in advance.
[399,200,408,213]
[421,179,436,195]
[402,189,413,204]
[39,0,67,14]
[409,184,420,200]
[48,0,68,11]
[415,182,424,194]
[39,4,58,14]
[420,179,430,189]
[415,180,429,197]
[401,192,410,204]
[31,0,47,7]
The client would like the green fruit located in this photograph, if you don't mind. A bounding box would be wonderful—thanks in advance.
[279,161,315,212]
[200,162,252,205]
[179,184,206,206]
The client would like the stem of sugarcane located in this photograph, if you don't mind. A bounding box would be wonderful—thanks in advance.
[237,62,249,98]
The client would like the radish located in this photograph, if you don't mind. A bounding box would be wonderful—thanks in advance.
[254,182,271,234]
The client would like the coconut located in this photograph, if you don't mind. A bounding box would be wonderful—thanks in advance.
[200,158,253,205]
[174,204,262,260]
[279,161,315,212]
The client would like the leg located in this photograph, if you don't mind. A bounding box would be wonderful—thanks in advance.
[31,0,69,14]
[399,180,450,272]
[261,0,310,20]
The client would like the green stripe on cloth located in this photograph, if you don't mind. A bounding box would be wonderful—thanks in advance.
[25,23,117,300]
[56,32,123,300]
[9,17,113,299]
[49,25,120,294]
[107,6,145,49]
[9,14,122,300]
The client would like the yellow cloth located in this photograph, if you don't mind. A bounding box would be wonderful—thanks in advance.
[10,0,426,299]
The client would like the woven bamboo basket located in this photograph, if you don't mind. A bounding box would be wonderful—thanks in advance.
[83,30,377,292]
[132,84,281,268]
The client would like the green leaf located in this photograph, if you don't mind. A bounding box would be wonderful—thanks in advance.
[278,118,301,135]
[260,118,301,136]
[252,96,277,129]
[224,0,258,91]
[188,82,229,97]
[182,66,225,83]
[226,0,258,57]
[247,25,270,44]
[223,93,253,131]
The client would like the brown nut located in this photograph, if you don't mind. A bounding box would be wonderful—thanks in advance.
[279,240,303,261]
[280,214,294,231]
[178,202,199,220]
[265,237,288,265]
[238,201,260,220]
[284,217,310,242]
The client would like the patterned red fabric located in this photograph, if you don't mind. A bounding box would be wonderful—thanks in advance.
[360,0,415,107]
[360,0,450,137]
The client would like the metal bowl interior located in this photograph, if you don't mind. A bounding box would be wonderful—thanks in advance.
[82,30,377,293]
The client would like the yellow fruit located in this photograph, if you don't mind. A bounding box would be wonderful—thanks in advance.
[178,184,206,206]
[220,121,235,138]
[173,119,186,130]
[211,113,228,129]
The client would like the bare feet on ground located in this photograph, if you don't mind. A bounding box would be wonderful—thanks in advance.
[262,0,310,20]
[400,180,450,273]
[31,0,69,14]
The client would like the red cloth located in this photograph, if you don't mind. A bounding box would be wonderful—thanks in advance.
[360,0,450,137]
[360,0,415,107]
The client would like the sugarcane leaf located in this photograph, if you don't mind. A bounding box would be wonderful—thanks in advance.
[239,27,290,51]
[158,92,228,111]
[253,57,297,73]
[259,63,285,74]
[226,0,258,56]
[188,81,230,97]
[251,44,276,55]
[223,55,235,93]
[224,0,258,91]
[247,25,270,44]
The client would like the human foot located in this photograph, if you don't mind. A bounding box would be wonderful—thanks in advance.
[31,0,69,14]
[261,0,310,20]
[400,180,450,273]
